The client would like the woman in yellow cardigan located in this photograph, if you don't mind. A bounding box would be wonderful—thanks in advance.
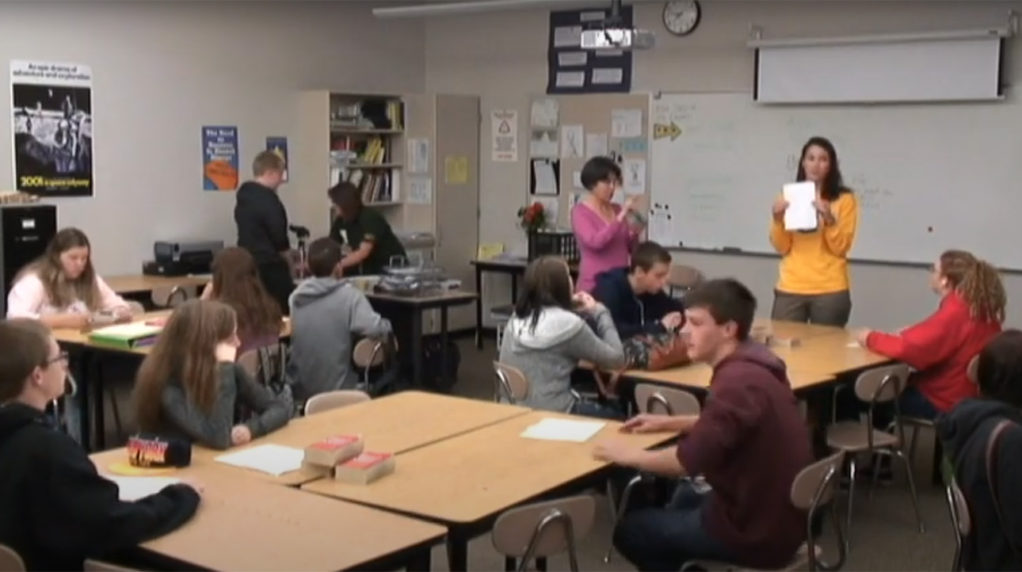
[769,137,859,327]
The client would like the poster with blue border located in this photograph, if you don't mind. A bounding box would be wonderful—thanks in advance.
[202,125,238,191]
[265,136,288,182]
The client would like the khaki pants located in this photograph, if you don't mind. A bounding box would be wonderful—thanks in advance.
[771,290,851,327]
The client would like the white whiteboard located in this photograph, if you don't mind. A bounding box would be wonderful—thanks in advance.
[649,92,1022,269]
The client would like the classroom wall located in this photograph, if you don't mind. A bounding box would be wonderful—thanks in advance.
[425,0,1022,330]
[0,1,425,276]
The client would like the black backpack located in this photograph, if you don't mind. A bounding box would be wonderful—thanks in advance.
[420,335,460,393]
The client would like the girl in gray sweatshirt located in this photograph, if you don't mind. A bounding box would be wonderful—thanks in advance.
[499,256,625,415]
[133,300,291,450]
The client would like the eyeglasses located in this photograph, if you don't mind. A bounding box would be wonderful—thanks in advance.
[45,351,69,366]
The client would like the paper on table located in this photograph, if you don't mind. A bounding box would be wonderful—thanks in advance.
[102,475,182,501]
[215,444,304,476]
[521,418,607,442]
[782,182,818,231]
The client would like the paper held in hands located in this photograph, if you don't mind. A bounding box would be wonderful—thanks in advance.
[215,444,304,476]
[521,418,606,442]
[782,182,818,232]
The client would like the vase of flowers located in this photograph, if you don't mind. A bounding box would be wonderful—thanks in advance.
[517,201,547,232]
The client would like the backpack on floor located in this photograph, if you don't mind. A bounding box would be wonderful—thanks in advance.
[420,336,460,393]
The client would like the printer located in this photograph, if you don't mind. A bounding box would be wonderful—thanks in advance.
[143,239,224,276]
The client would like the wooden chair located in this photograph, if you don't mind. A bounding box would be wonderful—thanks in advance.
[946,477,971,571]
[493,361,529,405]
[491,495,596,572]
[605,384,701,563]
[150,285,189,309]
[681,451,848,572]
[0,544,25,571]
[825,363,924,540]
[304,390,370,416]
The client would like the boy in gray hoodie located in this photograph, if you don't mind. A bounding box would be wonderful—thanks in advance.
[499,256,625,416]
[286,237,391,402]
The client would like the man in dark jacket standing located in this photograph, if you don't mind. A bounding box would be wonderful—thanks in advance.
[938,329,1022,571]
[235,151,293,314]
[594,279,813,571]
[592,241,684,338]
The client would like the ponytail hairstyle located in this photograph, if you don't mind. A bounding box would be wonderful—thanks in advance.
[939,250,1006,324]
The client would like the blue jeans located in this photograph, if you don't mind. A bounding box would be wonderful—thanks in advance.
[614,480,735,571]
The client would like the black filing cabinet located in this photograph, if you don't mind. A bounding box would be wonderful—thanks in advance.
[1,204,57,316]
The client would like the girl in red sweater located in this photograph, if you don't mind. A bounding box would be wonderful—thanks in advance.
[857,250,1005,419]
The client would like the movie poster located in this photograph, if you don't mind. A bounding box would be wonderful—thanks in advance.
[10,60,94,197]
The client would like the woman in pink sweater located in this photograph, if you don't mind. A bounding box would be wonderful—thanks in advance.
[571,156,642,292]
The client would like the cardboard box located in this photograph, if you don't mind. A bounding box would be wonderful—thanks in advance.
[303,435,363,468]
[334,451,395,484]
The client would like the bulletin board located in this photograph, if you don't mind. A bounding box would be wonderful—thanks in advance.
[525,93,651,229]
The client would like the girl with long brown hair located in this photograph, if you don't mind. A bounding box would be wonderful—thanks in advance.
[858,249,1006,419]
[133,299,290,450]
[200,247,283,354]
[6,227,132,328]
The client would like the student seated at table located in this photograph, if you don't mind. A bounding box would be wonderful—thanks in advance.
[200,247,284,355]
[593,241,684,339]
[499,256,625,418]
[938,329,1022,571]
[856,249,1005,420]
[0,319,200,570]
[328,181,407,276]
[6,227,133,328]
[594,278,813,571]
[133,300,291,450]
[286,237,392,402]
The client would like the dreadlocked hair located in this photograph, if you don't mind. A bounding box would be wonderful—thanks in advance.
[940,250,1006,324]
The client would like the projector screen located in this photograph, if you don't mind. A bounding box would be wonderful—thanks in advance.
[755,35,1004,104]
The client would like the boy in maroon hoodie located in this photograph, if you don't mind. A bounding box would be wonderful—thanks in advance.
[594,278,814,571]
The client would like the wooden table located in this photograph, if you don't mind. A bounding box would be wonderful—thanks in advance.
[302,410,673,571]
[192,391,530,486]
[105,274,210,295]
[365,290,479,388]
[770,330,893,377]
[89,452,445,571]
[624,362,835,393]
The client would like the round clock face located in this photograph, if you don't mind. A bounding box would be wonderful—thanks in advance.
[663,0,701,36]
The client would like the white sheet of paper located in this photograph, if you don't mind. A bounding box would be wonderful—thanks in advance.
[533,160,559,196]
[521,418,606,442]
[408,177,432,205]
[530,99,559,128]
[611,109,643,138]
[215,444,304,476]
[560,124,584,159]
[407,138,430,174]
[572,171,583,189]
[530,131,558,158]
[651,208,672,243]
[622,158,646,195]
[782,182,818,231]
[592,67,624,85]
[102,475,182,501]
[555,71,586,88]
[586,133,608,158]
[491,109,518,162]
[558,51,588,67]
[553,25,582,48]
[535,197,560,225]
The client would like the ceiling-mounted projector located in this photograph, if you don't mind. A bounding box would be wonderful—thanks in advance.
[581,27,656,50]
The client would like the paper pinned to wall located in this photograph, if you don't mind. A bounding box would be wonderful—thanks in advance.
[553,25,582,48]
[445,156,469,185]
[622,158,646,195]
[592,67,624,85]
[650,203,674,244]
[407,138,430,173]
[560,124,584,159]
[531,98,559,128]
[532,159,559,195]
[586,132,609,158]
[611,109,643,138]
[408,177,433,205]
[572,170,583,189]
[558,52,589,67]
[554,71,586,89]
[491,109,518,162]
[530,130,558,158]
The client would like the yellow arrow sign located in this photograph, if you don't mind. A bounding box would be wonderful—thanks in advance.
[654,121,682,141]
